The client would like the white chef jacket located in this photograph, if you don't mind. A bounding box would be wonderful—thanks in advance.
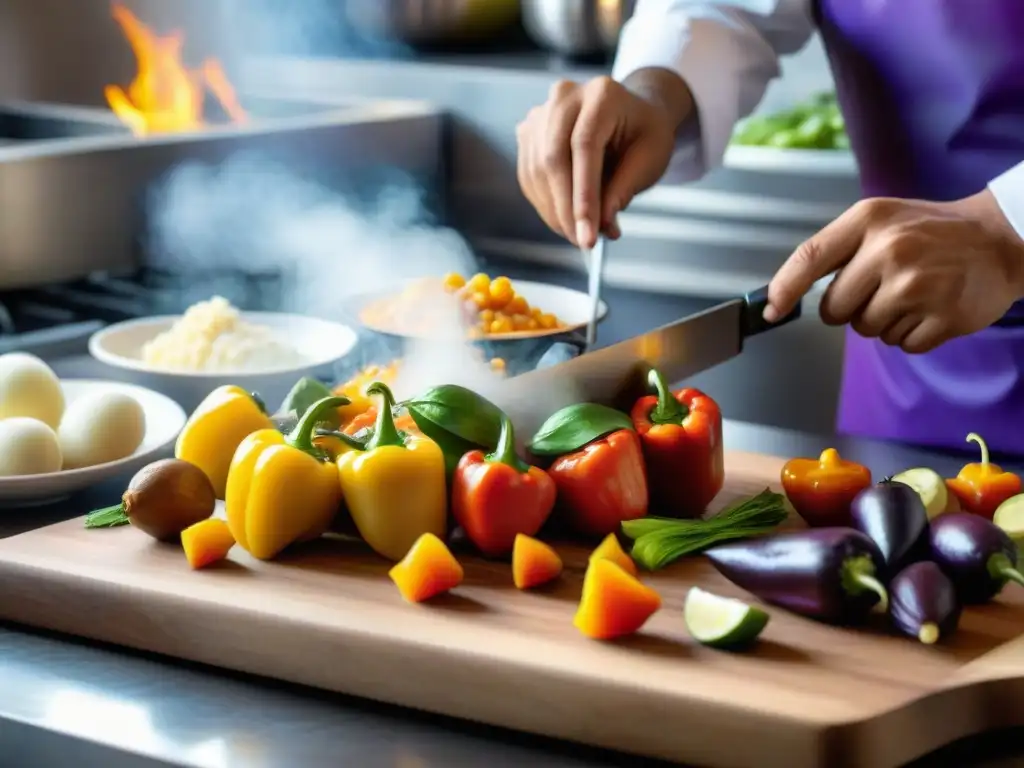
[611,0,1024,240]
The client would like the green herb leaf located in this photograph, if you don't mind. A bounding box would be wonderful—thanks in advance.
[528,403,634,456]
[85,503,129,529]
[402,384,504,450]
[279,378,338,428]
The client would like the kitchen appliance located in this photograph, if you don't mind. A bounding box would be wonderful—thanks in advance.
[343,0,521,44]
[0,98,445,290]
[1,448,1021,768]
[498,283,801,434]
[521,0,635,57]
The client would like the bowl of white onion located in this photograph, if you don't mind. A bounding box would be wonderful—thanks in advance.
[88,296,360,413]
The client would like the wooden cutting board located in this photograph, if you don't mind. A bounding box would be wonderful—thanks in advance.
[1,450,1023,768]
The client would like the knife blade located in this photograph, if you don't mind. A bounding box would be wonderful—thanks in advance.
[494,284,801,437]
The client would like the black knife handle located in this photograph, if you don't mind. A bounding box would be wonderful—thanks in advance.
[741,284,802,338]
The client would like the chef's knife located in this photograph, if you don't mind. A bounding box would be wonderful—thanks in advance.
[494,285,801,436]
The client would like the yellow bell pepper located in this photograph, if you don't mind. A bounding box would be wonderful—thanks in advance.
[337,382,448,561]
[175,385,275,499]
[225,396,347,560]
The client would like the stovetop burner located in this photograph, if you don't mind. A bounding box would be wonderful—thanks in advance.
[0,269,286,358]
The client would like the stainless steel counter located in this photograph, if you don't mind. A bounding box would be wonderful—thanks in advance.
[2,373,1023,768]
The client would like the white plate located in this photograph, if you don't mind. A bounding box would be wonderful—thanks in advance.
[0,379,186,507]
[723,145,858,177]
[89,312,359,413]
[357,279,610,341]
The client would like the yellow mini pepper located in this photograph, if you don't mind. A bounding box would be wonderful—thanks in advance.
[175,385,275,499]
[337,382,448,562]
[225,396,347,560]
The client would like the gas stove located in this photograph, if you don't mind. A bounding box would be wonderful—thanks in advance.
[0,268,286,359]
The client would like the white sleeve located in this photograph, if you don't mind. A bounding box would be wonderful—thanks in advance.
[612,0,816,181]
[988,161,1024,245]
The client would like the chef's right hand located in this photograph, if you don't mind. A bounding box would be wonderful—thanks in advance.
[516,70,690,250]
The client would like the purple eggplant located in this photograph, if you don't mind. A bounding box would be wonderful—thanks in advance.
[889,561,961,644]
[929,512,1024,604]
[705,527,888,624]
[849,479,929,574]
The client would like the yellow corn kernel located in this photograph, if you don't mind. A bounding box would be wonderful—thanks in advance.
[467,272,490,293]
[479,308,495,325]
[488,276,514,308]
[442,272,466,291]
[506,295,529,315]
[490,316,514,334]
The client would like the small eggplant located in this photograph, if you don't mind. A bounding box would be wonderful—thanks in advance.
[849,479,929,574]
[929,512,1024,604]
[889,561,961,644]
[705,527,888,624]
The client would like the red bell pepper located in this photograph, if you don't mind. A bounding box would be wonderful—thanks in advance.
[451,414,557,557]
[629,368,724,518]
[548,429,648,536]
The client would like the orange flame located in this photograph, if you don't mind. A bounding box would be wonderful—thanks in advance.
[104,3,247,136]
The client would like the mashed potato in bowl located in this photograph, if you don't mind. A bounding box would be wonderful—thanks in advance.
[141,297,308,373]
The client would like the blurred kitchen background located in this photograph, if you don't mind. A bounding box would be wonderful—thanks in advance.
[0,0,859,434]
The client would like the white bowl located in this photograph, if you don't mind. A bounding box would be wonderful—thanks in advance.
[89,312,359,414]
[0,379,186,507]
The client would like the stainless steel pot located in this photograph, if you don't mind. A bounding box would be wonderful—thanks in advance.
[521,0,635,57]
[344,0,520,45]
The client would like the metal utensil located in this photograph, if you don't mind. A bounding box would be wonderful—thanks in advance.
[494,284,802,436]
[583,235,606,350]
[521,0,636,57]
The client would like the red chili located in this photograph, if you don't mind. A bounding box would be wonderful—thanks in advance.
[630,369,724,518]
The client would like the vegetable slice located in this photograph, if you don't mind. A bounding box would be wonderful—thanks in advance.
[993,493,1024,542]
[512,534,563,589]
[683,587,769,649]
[891,467,948,520]
[573,559,662,640]
[588,533,638,577]
[388,533,464,603]
[181,518,236,570]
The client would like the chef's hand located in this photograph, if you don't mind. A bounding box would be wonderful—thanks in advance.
[516,68,693,250]
[764,190,1024,353]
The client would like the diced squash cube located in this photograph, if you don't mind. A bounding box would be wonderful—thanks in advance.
[573,559,662,640]
[512,534,563,589]
[389,533,464,603]
[181,518,235,570]
[588,533,638,577]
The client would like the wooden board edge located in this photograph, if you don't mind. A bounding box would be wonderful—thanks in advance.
[2,558,1022,768]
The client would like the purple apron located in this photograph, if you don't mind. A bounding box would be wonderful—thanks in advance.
[816,0,1024,456]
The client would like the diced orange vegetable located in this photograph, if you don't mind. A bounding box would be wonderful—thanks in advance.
[342,407,420,437]
[588,533,638,577]
[181,518,235,570]
[389,533,464,603]
[512,534,563,589]
[573,559,662,640]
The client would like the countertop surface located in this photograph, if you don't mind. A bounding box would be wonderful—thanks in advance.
[3,360,1024,768]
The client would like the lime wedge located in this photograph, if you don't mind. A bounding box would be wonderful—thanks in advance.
[891,467,948,520]
[994,494,1024,542]
[683,587,769,649]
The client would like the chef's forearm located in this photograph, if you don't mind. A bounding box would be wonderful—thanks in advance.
[621,67,696,134]
[611,0,816,181]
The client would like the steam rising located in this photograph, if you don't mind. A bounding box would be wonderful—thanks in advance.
[144,153,511,402]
